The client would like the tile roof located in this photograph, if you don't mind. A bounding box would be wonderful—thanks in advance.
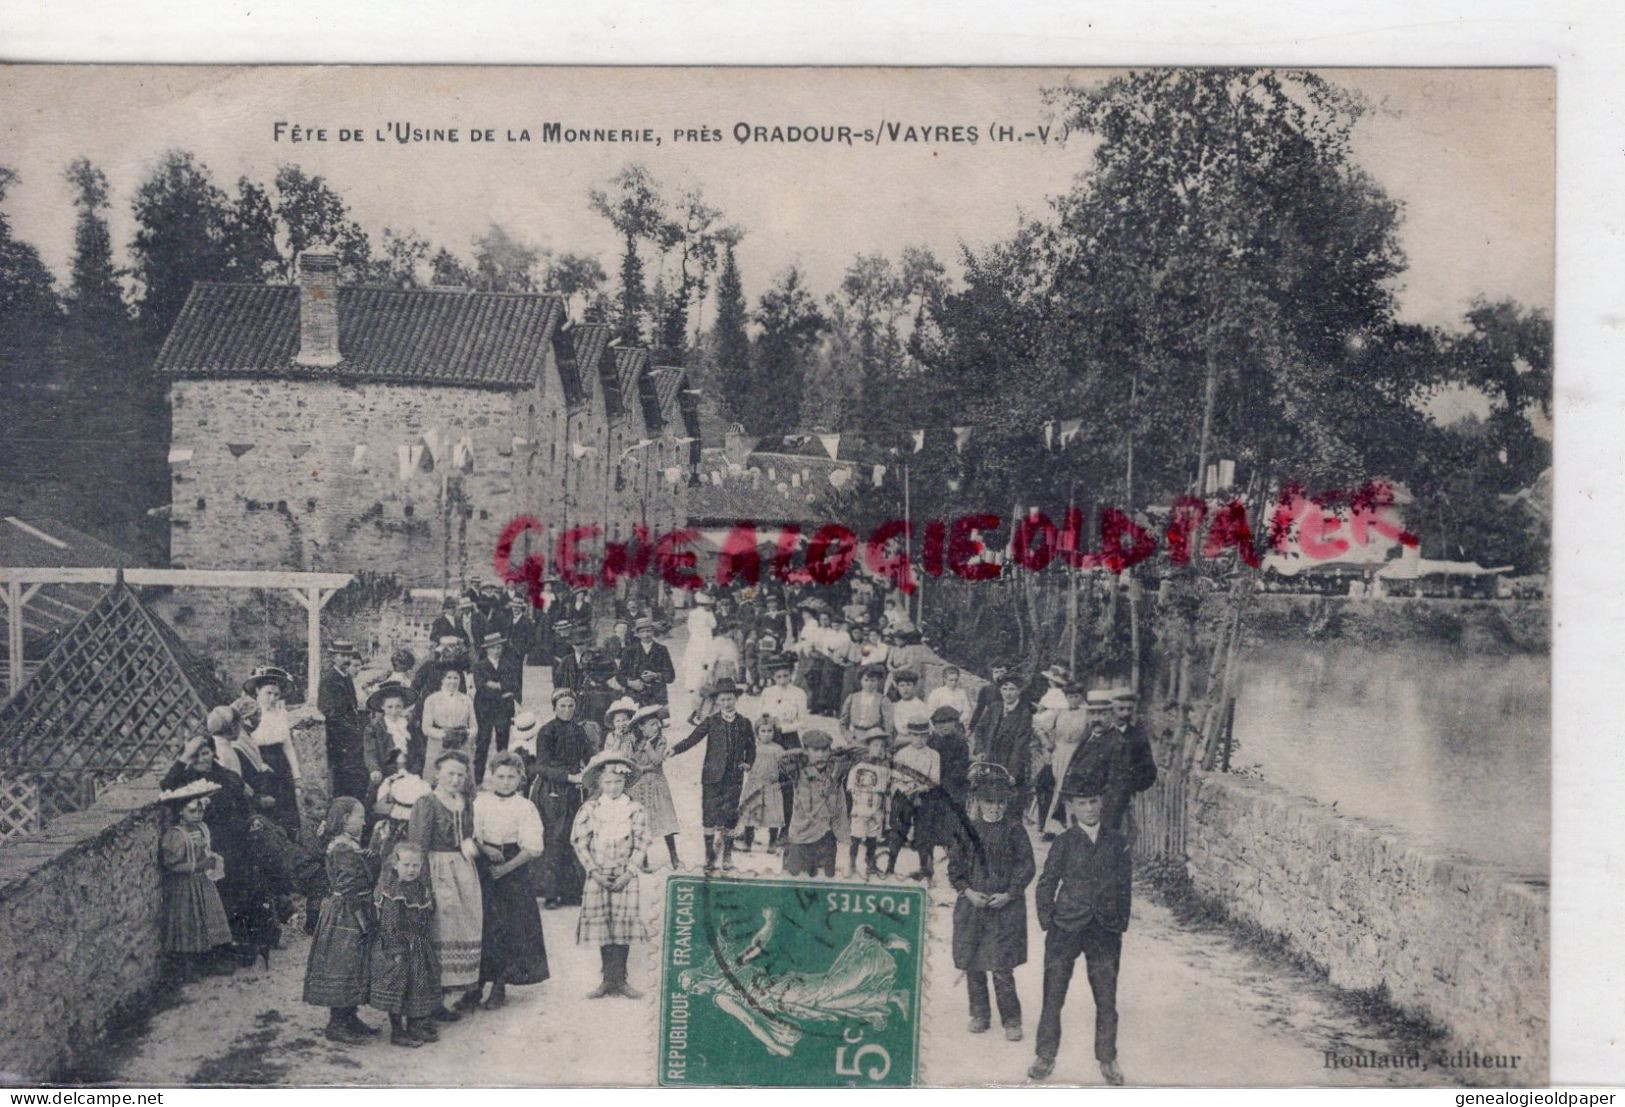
[553,321,610,407]
[615,347,665,431]
[154,282,566,389]
[0,515,135,571]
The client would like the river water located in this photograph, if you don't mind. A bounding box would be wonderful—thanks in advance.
[1232,642,1550,877]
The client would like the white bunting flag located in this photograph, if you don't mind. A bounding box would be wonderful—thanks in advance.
[911,429,925,453]
[817,433,841,461]
[397,445,412,480]
[947,477,961,493]
[1059,418,1082,447]
[872,464,887,487]
[1043,421,1055,450]
[953,426,973,453]
[569,442,597,460]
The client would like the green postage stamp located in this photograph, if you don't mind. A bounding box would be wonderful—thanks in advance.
[659,876,927,1087]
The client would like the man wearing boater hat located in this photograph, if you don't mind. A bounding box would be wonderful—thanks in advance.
[318,639,368,801]
[472,631,520,783]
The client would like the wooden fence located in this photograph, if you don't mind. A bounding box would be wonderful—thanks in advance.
[1131,767,1189,865]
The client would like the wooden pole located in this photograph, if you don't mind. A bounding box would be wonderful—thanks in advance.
[902,461,914,625]
[6,581,22,699]
[304,586,322,706]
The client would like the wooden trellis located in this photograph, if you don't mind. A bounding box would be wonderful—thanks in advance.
[0,580,233,839]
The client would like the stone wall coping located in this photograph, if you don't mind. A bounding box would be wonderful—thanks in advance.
[0,777,163,899]
[1190,768,1549,899]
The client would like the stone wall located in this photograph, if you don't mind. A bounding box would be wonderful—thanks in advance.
[169,378,527,587]
[1184,770,1548,1076]
[0,781,165,1083]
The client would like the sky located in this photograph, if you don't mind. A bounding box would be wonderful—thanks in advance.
[0,66,1553,333]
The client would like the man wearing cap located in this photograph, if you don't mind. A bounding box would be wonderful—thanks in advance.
[619,616,676,707]
[971,672,1036,814]
[776,729,856,878]
[318,640,368,801]
[1112,691,1158,820]
[1029,785,1131,1085]
[472,632,520,783]
[923,704,972,854]
[668,677,756,872]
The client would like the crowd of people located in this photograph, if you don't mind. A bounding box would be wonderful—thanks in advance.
[153,575,1160,1081]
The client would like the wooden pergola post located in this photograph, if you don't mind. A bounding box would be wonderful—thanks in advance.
[0,568,353,702]
[291,585,340,704]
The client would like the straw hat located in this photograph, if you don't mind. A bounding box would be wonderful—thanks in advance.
[582,749,639,792]
[509,711,542,755]
[367,681,418,713]
[242,665,293,698]
[159,778,221,805]
[604,696,640,725]
[631,703,669,730]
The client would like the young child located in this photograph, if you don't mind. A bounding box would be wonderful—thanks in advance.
[887,717,941,880]
[839,665,892,743]
[949,769,1035,1042]
[571,750,652,999]
[369,842,441,1047]
[368,749,429,863]
[755,655,808,746]
[473,752,549,1009]
[625,704,682,872]
[926,664,975,722]
[845,729,893,877]
[303,796,380,1044]
[158,779,234,981]
[734,716,787,854]
[1030,786,1131,1086]
[777,729,856,878]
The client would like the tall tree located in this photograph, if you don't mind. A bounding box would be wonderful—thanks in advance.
[429,246,477,288]
[710,243,752,425]
[614,237,648,347]
[751,265,823,436]
[367,227,430,289]
[0,166,62,386]
[130,150,235,340]
[62,159,125,327]
[471,222,543,292]
[272,165,372,280]
[543,252,608,317]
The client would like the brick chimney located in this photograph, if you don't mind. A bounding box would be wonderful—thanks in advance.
[295,250,341,367]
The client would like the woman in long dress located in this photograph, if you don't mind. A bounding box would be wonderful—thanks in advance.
[420,667,477,786]
[682,592,717,723]
[472,752,549,1009]
[407,750,484,1018]
[244,666,303,837]
[529,688,594,908]
[626,704,681,871]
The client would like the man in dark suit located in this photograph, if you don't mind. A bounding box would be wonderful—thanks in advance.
[428,597,458,644]
[471,632,518,783]
[318,639,368,801]
[969,659,1013,734]
[505,594,536,663]
[453,593,486,652]
[620,616,676,706]
[971,673,1036,811]
[1111,690,1159,823]
[1029,785,1131,1086]
[669,677,755,872]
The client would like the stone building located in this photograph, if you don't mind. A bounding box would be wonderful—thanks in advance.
[157,251,698,589]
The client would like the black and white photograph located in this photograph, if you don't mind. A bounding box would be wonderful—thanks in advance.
[0,64,1555,1088]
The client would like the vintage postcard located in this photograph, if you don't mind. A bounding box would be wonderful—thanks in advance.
[0,65,1552,1087]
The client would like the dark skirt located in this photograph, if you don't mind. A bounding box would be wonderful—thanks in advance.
[369,914,440,1017]
[161,872,233,954]
[302,894,372,1007]
[479,843,550,985]
[534,786,586,905]
[259,744,303,837]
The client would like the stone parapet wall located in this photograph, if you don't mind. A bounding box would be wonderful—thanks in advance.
[1184,770,1548,1077]
[0,781,166,1083]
